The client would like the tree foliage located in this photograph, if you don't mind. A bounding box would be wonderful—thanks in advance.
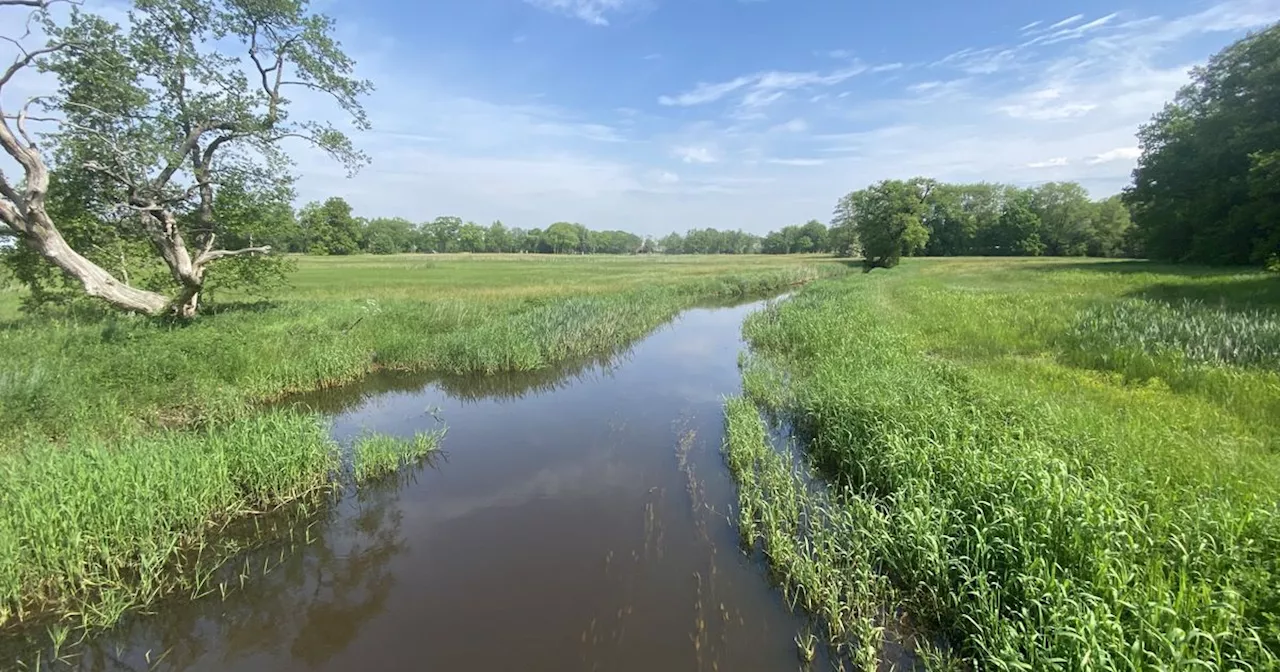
[834,179,929,270]
[1126,23,1280,265]
[0,0,370,315]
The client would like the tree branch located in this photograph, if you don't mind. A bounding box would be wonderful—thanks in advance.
[0,42,70,89]
[0,167,24,212]
[195,244,271,266]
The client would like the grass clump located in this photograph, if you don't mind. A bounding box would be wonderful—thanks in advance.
[725,258,1280,669]
[1063,298,1280,370]
[351,430,443,483]
[0,411,337,635]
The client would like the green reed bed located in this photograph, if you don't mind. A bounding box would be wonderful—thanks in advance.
[0,411,438,645]
[0,262,834,447]
[725,259,1280,669]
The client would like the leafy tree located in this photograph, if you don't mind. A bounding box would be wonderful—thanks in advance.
[795,220,828,252]
[835,179,929,270]
[0,0,371,316]
[299,198,361,255]
[362,217,416,254]
[919,183,975,256]
[1029,182,1094,256]
[457,222,486,253]
[544,222,580,253]
[1086,196,1134,258]
[423,216,462,253]
[1126,23,1280,265]
[658,232,684,254]
[486,220,510,253]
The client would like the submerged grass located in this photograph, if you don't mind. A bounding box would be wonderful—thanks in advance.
[0,254,841,654]
[725,258,1280,669]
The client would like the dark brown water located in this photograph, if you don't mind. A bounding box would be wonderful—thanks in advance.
[67,296,824,672]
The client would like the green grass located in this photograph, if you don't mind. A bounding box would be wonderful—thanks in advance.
[352,430,443,483]
[0,254,841,446]
[0,253,842,650]
[724,257,1280,669]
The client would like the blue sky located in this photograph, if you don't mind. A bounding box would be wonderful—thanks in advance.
[8,0,1280,236]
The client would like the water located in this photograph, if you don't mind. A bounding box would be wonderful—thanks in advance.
[68,295,822,672]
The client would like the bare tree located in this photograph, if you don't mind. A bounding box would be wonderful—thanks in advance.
[0,0,370,316]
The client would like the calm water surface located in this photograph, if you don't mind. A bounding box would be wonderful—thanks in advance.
[70,296,822,672]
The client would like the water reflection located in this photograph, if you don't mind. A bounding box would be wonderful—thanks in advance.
[45,294,822,672]
[70,470,423,672]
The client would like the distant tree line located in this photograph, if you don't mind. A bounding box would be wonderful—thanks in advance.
[832,180,1135,269]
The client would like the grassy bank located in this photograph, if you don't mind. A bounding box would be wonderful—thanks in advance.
[725,258,1280,668]
[1,254,840,446]
[0,253,842,646]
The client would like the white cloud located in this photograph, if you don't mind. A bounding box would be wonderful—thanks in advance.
[522,0,637,26]
[768,158,826,166]
[672,145,718,163]
[1048,14,1086,30]
[772,118,809,133]
[1020,20,1043,32]
[1089,147,1141,164]
[658,62,885,109]
[273,0,1280,236]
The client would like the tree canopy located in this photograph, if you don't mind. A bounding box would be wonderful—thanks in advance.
[1125,23,1280,265]
[0,0,370,316]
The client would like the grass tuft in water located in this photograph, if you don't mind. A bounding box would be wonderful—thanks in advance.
[351,431,444,483]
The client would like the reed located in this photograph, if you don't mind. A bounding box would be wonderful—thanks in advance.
[725,258,1280,668]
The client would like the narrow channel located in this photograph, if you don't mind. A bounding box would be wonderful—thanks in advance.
[75,295,815,671]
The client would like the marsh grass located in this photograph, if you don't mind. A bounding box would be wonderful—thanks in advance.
[351,430,443,483]
[0,412,442,654]
[0,254,839,654]
[725,258,1280,668]
[0,256,838,446]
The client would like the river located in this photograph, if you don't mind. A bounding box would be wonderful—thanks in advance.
[66,295,826,672]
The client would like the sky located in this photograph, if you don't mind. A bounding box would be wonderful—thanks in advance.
[7,0,1280,236]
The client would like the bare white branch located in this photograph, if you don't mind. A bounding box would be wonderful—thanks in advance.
[196,244,271,265]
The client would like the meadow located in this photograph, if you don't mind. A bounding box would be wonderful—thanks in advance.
[725,258,1280,668]
[0,253,843,648]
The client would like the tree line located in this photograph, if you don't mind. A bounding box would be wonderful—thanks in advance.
[833,180,1135,269]
[1,0,1274,317]
[840,23,1279,270]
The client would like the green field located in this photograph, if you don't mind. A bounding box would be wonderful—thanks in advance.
[0,253,843,645]
[725,258,1280,668]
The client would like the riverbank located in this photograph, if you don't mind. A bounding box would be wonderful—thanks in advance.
[724,258,1280,668]
[0,254,845,651]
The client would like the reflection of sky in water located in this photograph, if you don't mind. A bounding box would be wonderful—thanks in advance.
[59,294,814,672]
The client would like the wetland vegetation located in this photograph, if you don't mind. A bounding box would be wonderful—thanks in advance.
[725,258,1280,668]
[0,253,841,654]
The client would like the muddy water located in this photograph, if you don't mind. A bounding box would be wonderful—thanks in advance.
[73,296,819,672]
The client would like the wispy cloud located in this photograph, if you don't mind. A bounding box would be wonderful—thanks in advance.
[522,0,638,26]
[768,158,826,166]
[1089,147,1141,164]
[672,145,718,163]
[1047,14,1086,30]
[276,0,1280,237]
[658,62,884,108]
[1020,20,1043,32]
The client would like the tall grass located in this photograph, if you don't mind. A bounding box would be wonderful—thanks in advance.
[0,259,837,447]
[0,255,837,652]
[726,259,1280,668]
[0,411,439,648]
